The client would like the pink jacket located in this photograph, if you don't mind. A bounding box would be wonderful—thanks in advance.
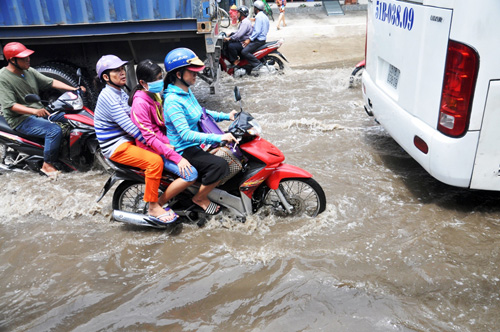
[130,90,182,164]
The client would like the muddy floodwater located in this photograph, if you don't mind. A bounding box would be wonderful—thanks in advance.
[1,67,500,331]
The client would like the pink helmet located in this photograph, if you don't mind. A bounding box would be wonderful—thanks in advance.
[96,55,128,80]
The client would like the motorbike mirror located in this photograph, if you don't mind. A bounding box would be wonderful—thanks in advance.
[76,68,82,87]
[234,86,241,102]
[25,94,41,104]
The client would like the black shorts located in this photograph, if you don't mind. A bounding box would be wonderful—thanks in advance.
[182,146,229,186]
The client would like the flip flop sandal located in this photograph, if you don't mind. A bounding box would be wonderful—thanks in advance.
[204,202,221,215]
[149,208,179,226]
[164,206,179,220]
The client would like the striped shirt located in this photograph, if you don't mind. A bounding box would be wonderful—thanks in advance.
[94,85,145,158]
[163,84,230,153]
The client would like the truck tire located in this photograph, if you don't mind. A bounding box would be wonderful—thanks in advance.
[35,62,98,110]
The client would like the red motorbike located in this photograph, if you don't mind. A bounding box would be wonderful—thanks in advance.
[97,86,326,229]
[219,32,288,77]
[0,69,105,173]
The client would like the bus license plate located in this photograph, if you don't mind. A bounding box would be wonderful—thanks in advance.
[387,64,400,89]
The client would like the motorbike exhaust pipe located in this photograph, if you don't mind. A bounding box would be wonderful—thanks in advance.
[112,210,167,228]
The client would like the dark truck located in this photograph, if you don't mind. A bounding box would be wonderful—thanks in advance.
[0,0,224,108]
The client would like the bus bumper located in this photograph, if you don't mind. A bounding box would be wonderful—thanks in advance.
[362,72,479,188]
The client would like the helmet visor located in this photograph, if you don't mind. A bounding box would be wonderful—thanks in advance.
[186,57,205,67]
[186,65,205,72]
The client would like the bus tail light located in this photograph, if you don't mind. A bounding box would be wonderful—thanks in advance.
[437,40,479,137]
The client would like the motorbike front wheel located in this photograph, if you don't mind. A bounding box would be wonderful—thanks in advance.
[263,178,326,217]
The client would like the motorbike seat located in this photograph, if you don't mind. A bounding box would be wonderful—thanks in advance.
[255,40,279,52]
[0,115,45,145]
[106,158,179,179]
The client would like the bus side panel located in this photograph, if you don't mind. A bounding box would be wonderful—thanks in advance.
[447,0,500,131]
[470,81,500,190]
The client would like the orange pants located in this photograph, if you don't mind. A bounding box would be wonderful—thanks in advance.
[110,141,163,203]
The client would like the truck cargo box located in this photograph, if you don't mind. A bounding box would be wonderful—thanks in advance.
[0,0,219,106]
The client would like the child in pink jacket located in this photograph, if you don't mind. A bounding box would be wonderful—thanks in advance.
[129,59,198,220]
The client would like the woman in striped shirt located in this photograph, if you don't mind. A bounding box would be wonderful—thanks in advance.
[93,55,176,224]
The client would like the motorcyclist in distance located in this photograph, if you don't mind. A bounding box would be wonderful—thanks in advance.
[223,5,253,67]
[241,1,270,74]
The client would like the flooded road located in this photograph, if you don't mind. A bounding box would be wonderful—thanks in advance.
[1,66,500,331]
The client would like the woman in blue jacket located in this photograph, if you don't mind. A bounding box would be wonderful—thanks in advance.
[163,48,237,215]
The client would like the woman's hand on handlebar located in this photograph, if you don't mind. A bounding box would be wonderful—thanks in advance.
[221,133,237,144]
[229,110,238,121]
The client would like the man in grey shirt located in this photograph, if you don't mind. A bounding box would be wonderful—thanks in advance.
[224,5,253,66]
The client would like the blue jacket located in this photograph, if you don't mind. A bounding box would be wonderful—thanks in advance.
[250,11,269,42]
[163,84,230,153]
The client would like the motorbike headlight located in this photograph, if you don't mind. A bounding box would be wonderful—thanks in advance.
[247,120,262,136]
[68,119,94,130]
[62,92,84,111]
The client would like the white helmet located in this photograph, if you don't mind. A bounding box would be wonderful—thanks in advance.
[254,0,265,11]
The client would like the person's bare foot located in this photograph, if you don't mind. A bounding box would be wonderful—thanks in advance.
[41,162,58,173]
[40,162,60,180]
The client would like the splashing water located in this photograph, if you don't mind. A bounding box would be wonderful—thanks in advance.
[1,67,499,332]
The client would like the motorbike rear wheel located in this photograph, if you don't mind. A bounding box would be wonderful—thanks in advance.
[0,143,22,169]
[112,181,148,214]
[349,64,365,88]
[263,55,285,73]
[263,178,326,217]
[0,143,6,165]
[112,181,205,225]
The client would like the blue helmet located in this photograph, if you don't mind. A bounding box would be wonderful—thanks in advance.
[164,48,205,73]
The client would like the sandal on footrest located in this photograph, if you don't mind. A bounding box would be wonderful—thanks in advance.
[204,202,221,215]
[148,208,179,225]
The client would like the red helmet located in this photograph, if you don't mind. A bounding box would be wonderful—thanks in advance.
[3,42,34,61]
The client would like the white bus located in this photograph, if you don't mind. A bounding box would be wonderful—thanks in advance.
[362,0,500,190]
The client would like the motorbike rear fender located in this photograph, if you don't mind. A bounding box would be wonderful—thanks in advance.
[96,170,143,202]
[269,51,289,62]
[96,173,120,202]
[265,163,313,190]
